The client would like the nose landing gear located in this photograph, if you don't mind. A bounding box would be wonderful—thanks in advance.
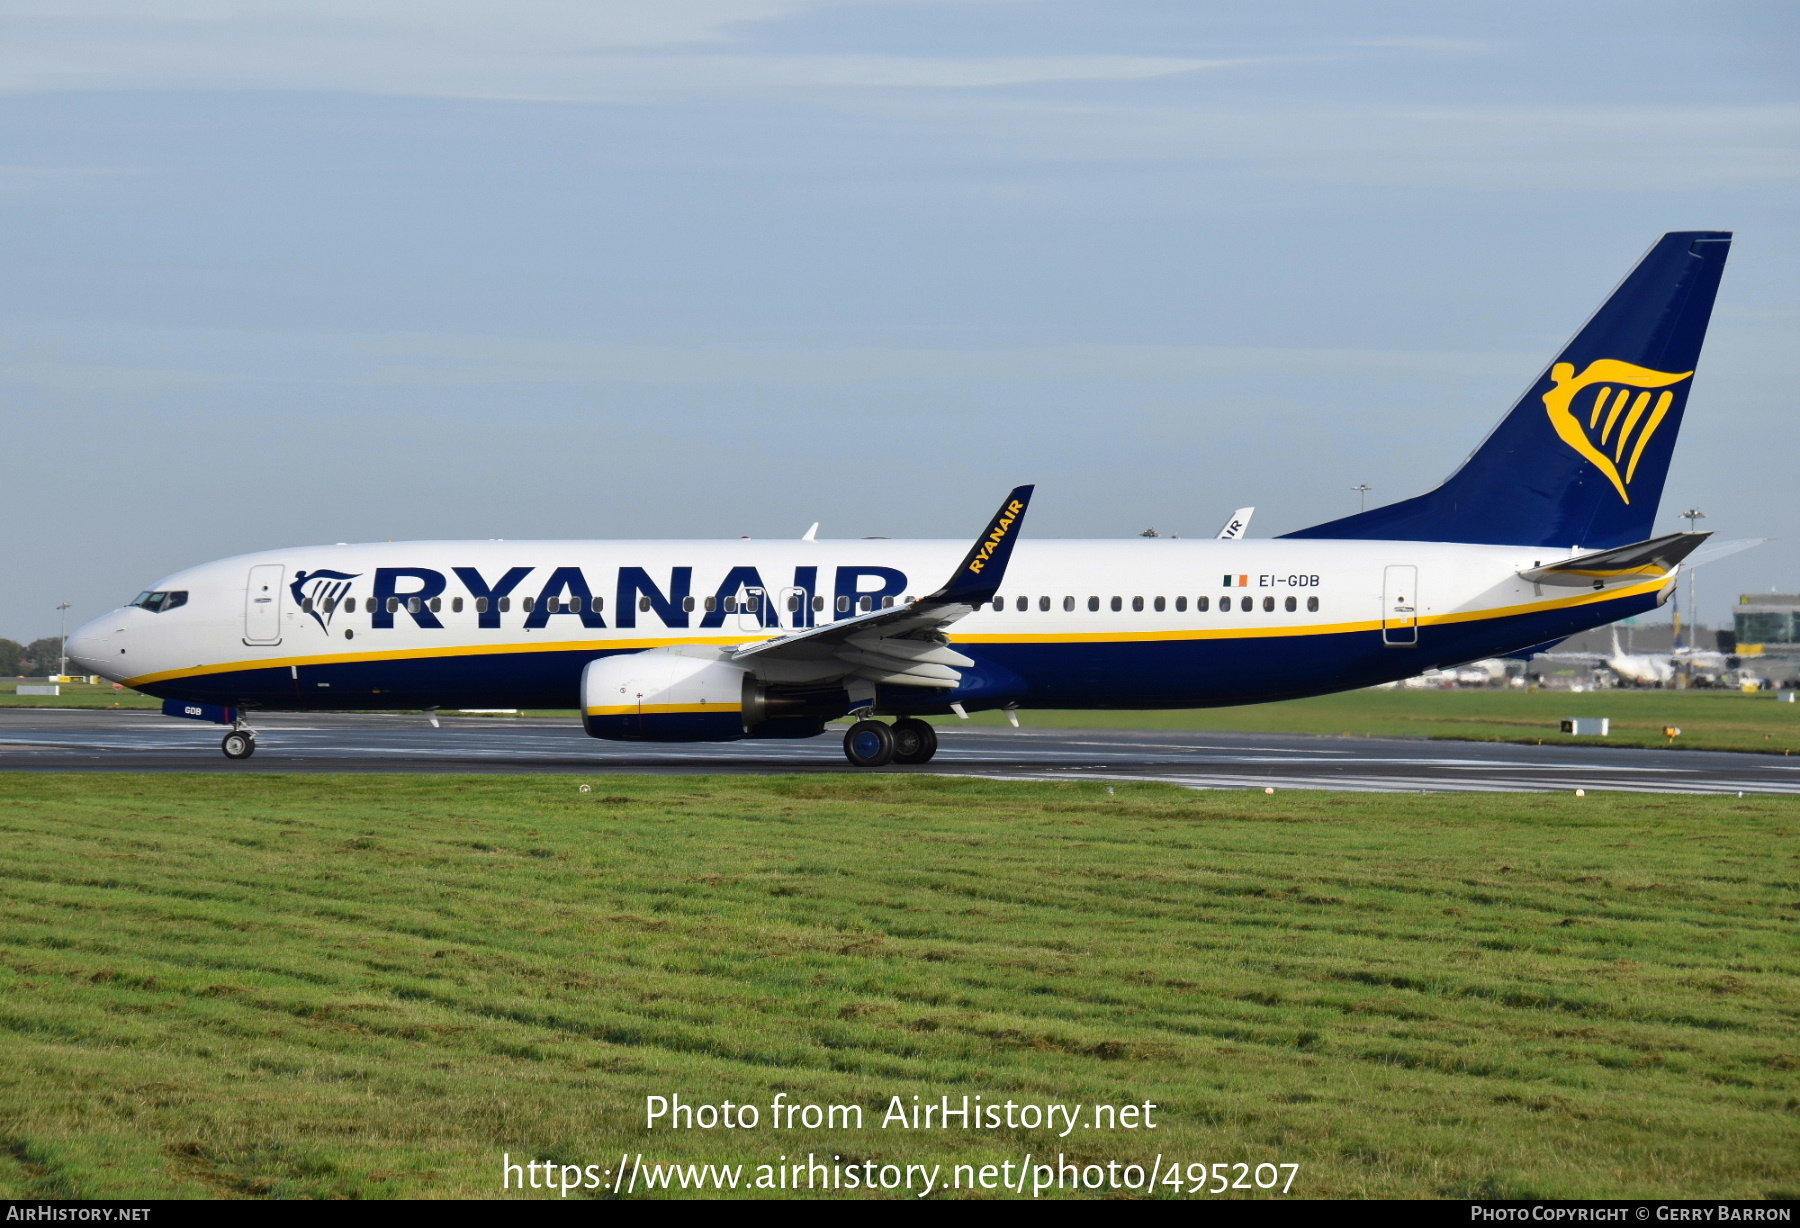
[841,717,939,767]
[221,722,257,760]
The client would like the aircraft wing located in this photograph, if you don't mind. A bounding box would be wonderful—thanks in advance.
[1518,532,1709,588]
[730,485,1033,688]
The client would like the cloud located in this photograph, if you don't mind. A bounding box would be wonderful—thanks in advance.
[354,334,1536,387]
[845,98,1800,188]
[0,1,1249,100]
[1344,37,1501,56]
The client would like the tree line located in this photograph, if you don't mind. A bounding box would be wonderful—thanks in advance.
[0,638,69,677]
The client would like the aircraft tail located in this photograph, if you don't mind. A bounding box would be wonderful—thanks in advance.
[1283,232,1731,549]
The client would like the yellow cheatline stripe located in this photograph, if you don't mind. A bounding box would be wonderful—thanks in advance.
[1539,566,1670,578]
[126,577,1667,687]
[585,703,741,716]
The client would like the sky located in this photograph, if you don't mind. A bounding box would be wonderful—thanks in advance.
[1,0,1795,641]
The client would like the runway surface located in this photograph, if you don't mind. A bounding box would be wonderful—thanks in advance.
[1,708,1797,793]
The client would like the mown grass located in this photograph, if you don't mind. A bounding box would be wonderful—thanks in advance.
[0,682,157,709]
[0,774,1794,1200]
[952,689,1800,755]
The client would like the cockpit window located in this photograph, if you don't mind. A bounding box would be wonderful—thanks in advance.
[129,591,188,613]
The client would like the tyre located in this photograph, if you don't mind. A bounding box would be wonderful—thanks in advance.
[890,717,938,764]
[842,719,895,768]
[221,731,255,760]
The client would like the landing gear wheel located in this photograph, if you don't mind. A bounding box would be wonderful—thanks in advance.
[221,730,256,760]
[842,719,895,768]
[890,717,938,764]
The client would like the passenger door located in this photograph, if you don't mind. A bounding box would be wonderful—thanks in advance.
[244,564,285,645]
[1382,565,1418,647]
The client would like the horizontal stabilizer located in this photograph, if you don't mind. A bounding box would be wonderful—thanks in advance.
[1684,537,1768,569]
[1518,532,1707,588]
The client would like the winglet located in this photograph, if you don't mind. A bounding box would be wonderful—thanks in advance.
[925,485,1034,606]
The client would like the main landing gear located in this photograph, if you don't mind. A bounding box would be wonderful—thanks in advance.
[842,717,938,768]
[221,727,256,760]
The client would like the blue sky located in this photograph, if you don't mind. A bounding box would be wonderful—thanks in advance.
[1,0,1795,640]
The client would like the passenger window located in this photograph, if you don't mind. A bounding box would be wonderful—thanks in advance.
[386,597,400,613]
[1197,596,1209,612]
[1307,596,1319,612]
[705,596,717,612]
[592,597,604,613]
[475,596,488,613]
[1016,596,1028,612]
[407,597,421,614]
[1131,596,1144,612]
[1284,596,1296,612]
[992,597,1004,612]
[1154,596,1166,612]
[302,597,314,612]
[1240,597,1253,612]
[322,598,336,614]
[430,597,442,613]
[1088,596,1099,612]
[498,597,511,613]
[859,596,873,612]
[1262,597,1274,612]
[813,596,825,612]
[683,596,696,612]
[1039,596,1050,612]
[1110,597,1122,612]
[786,594,798,612]
[1063,596,1074,612]
[451,597,463,613]
[882,596,894,609]
[837,596,849,613]
[1175,596,1187,612]
[748,596,761,613]
[522,596,536,613]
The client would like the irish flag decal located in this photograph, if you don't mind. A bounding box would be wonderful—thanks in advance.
[1221,574,1249,587]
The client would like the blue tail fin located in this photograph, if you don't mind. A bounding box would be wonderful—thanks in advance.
[1283,231,1731,549]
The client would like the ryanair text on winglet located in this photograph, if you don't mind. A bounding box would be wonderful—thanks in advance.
[967,500,1025,575]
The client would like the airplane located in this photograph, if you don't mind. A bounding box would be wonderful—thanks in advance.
[1537,624,1731,686]
[69,231,1736,767]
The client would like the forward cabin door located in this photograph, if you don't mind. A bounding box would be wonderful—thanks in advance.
[1382,565,1418,647]
[244,564,285,645]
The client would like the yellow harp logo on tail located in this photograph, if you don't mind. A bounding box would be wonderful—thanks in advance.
[1542,359,1692,504]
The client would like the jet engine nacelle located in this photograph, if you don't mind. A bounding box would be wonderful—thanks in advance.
[582,650,755,742]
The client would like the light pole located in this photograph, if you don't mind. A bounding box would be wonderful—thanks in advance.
[1352,484,1370,513]
[56,602,71,679]
[1680,508,1705,653]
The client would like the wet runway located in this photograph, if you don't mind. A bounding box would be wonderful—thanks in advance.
[1,708,1797,794]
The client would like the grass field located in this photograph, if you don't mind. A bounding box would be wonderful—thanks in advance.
[0,681,158,709]
[0,774,1793,1200]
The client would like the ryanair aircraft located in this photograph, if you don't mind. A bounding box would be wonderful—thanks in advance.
[68,232,1734,767]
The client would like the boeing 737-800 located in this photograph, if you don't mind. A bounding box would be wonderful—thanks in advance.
[68,232,1736,766]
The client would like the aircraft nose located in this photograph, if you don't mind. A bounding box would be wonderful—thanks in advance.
[65,614,123,677]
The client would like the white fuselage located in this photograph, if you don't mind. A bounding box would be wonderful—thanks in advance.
[69,536,1670,717]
